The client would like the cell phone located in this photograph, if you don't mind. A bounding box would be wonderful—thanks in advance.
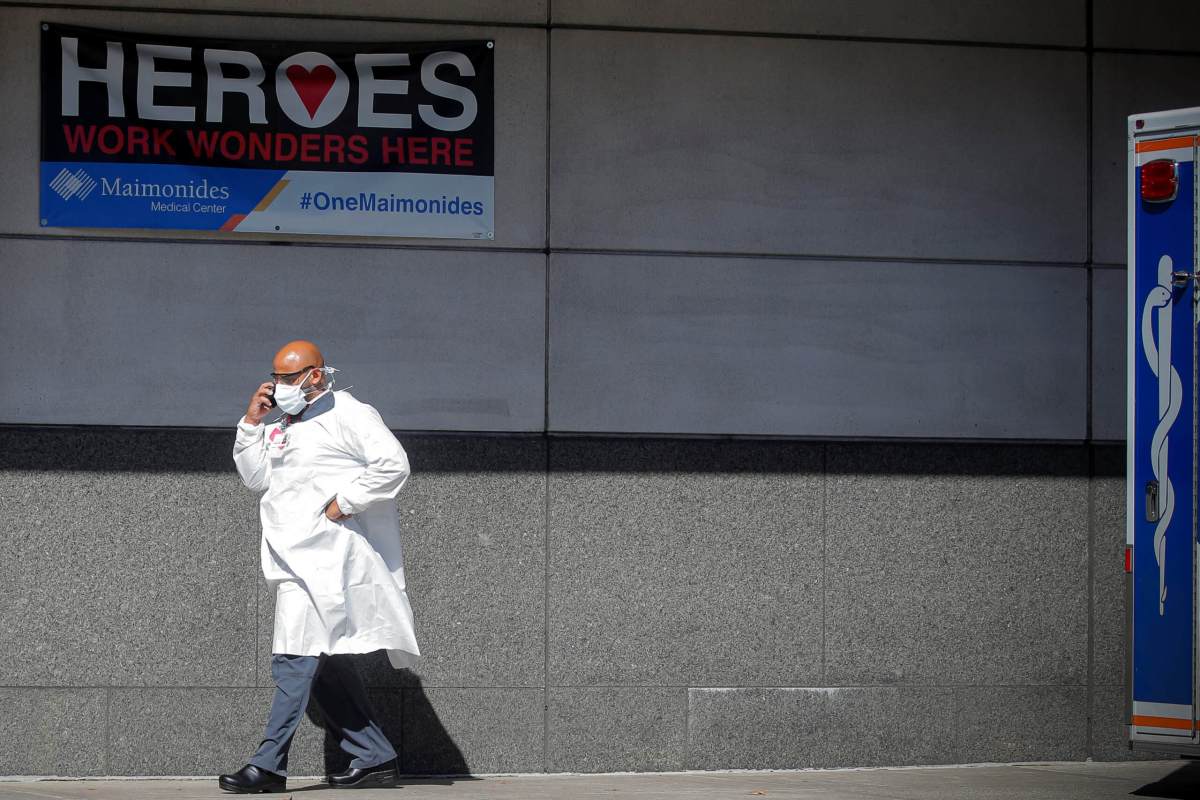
[267,385,277,408]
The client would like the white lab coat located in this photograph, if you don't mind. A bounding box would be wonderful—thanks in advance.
[232,389,420,669]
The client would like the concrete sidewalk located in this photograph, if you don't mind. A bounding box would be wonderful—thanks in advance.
[0,761,1196,800]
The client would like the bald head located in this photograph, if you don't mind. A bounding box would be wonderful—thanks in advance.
[272,340,327,398]
[273,340,324,374]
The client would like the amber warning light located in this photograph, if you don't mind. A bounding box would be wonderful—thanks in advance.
[1142,159,1179,203]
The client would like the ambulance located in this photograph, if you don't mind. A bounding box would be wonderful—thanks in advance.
[1129,106,1200,754]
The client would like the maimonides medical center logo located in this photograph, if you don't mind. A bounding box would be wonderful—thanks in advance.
[48,166,97,201]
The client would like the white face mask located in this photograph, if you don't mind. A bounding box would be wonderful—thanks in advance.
[273,369,317,415]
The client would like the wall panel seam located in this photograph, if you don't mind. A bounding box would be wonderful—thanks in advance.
[1086,447,1098,760]
[0,233,1095,268]
[0,232,547,254]
[3,2,1197,54]
[1088,268,1095,442]
[683,688,691,770]
[1085,0,1097,758]
[549,21,1087,52]
[542,4,552,770]
[0,427,1106,445]
[253,577,259,690]
[545,250,1090,269]
[951,687,961,762]
[543,16,552,435]
[13,3,1181,54]
[0,682,1096,689]
[542,433,550,771]
[528,682,1092,689]
[103,686,110,776]
[820,443,827,687]
[1085,0,1096,446]
[0,1,544,29]
[1094,46,1200,56]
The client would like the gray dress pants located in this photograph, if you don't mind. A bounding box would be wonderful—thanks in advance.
[248,653,397,777]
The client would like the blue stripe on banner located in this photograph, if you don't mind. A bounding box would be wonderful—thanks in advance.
[39,162,287,231]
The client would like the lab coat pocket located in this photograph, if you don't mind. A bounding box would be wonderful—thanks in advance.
[314,511,338,537]
[315,500,351,533]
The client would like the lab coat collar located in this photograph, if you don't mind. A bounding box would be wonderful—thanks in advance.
[298,388,335,421]
[277,388,335,427]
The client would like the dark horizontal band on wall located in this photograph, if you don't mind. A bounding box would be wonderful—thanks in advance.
[0,424,1123,476]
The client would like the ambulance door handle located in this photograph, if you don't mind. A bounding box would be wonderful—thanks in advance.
[1146,480,1160,522]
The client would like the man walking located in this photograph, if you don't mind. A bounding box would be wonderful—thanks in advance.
[219,340,420,792]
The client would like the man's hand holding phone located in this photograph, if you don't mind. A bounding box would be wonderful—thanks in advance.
[244,381,276,426]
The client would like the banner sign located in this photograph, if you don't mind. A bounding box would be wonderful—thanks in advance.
[39,23,494,239]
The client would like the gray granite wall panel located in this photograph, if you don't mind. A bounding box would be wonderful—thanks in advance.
[955,686,1088,763]
[686,687,827,770]
[0,428,258,688]
[553,0,1084,46]
[394,437,547,688]
[0,6,547,248]
[0,689,107,776]
[824,444,1089,686]
[549,253,1086,439]
[0,238,545,430]
[1091,446,1127,689]
[108,685,401,777]
[687,686,956,770]
[550,30,1086,262]
[547,438,824,688]
[402,688,544,774]
[108,688,280,776]
[1092,54,1200,266]
[1092,269,1127,442]
[820,687,957,768]
[1091,685,1158,762]
[547,687,687,772]
[106,685,386,777]
[1094,1,1200,52]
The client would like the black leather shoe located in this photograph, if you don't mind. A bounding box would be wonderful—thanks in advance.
[218,764,287,793]
[327,757,398,789]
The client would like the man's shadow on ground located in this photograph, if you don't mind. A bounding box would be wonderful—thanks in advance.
[292,652,478,790]
[1132,760,1200,799]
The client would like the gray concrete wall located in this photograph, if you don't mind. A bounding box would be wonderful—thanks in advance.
[0,430,1136,773]
[0,0,1146,440]
[2,1,1195,440]
[0,0,1192,776]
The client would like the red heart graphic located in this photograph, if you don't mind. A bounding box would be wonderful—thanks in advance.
[285,64,336,118]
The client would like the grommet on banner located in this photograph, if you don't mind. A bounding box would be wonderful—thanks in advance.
[487,41,494,48]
